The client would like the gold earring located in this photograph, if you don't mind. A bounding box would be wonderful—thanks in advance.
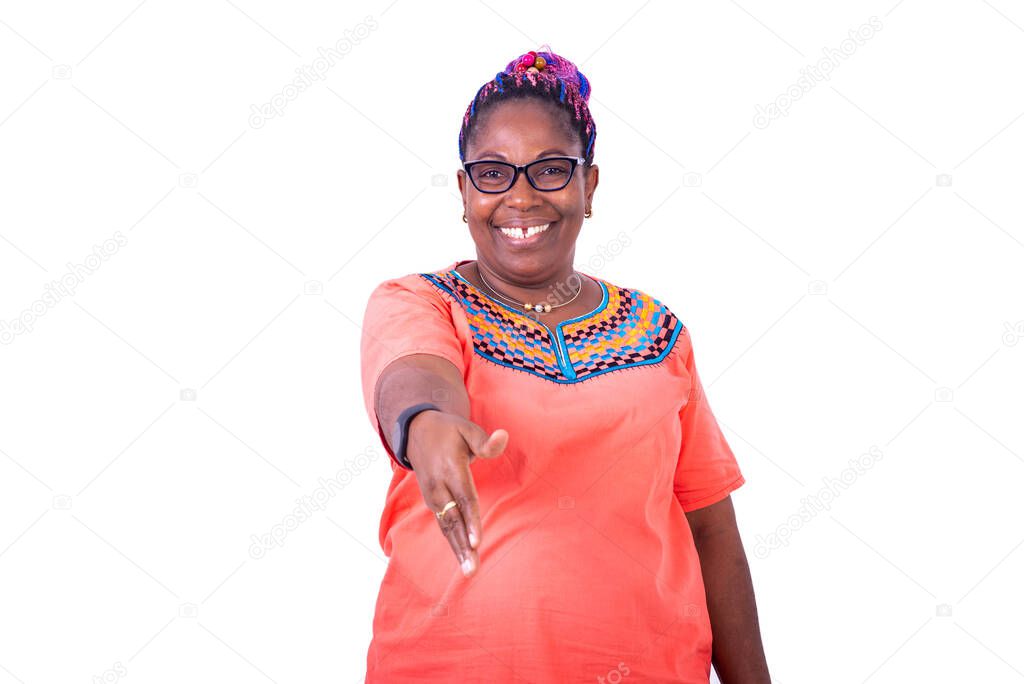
[462,214,468,223]
[584,208,593,219]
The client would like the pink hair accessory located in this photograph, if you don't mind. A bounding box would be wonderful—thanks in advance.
[513,51,547,73]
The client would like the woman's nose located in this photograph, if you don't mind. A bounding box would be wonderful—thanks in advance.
[503,171,542,207]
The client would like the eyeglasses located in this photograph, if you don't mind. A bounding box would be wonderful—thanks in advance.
[463,156,586,194]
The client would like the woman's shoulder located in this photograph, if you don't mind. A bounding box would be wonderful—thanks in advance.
[367,261,463,308]
[594,273,688,330]
[586,273,692,365]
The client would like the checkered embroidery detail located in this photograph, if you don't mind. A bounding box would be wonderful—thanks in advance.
[419,268,683,384]
[561,285,682,380]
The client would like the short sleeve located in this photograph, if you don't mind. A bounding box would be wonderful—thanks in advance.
[673,327,745,512]
[359,275,467,469]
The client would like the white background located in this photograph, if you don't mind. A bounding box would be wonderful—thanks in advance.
[1,1,1023,682]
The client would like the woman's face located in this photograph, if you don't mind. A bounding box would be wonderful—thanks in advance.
[457,98,599,283]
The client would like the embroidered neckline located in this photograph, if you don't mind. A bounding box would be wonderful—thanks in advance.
[419,262,683,384]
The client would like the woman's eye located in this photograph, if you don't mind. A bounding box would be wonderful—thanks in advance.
[540,166,566,175]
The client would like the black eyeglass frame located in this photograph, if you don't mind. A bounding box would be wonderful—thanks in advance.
[462,156,587,194]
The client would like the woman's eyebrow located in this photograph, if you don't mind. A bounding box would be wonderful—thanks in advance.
[473,149,570,161]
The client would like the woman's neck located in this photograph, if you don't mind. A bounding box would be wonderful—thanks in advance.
[458,260,600,320]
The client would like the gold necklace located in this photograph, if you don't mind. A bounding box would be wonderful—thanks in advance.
[476,266,583,314]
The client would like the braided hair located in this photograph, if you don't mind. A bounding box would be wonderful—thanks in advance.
[458,49,597,167]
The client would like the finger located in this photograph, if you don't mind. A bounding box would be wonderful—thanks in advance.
[431,486,477,576]
[450,460,483,550]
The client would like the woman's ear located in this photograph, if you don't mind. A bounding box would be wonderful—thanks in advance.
[584,164,599,206]
[457,169,470,217]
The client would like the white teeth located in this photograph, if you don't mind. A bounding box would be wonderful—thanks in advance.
[497,223,550,239]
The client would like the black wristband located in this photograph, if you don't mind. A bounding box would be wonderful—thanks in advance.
[392,402,441,470]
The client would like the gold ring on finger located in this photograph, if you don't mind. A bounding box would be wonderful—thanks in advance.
[435,500,458,520]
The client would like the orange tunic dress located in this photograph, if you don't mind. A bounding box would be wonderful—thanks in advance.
[359,259,746,683]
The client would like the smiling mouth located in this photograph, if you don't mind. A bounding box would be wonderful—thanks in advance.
[493,222,552,240]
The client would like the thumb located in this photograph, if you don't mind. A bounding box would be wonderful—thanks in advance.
[478,428,509,459]
[461,422,509,460]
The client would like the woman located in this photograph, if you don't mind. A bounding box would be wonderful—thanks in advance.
[360,49,771,683]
